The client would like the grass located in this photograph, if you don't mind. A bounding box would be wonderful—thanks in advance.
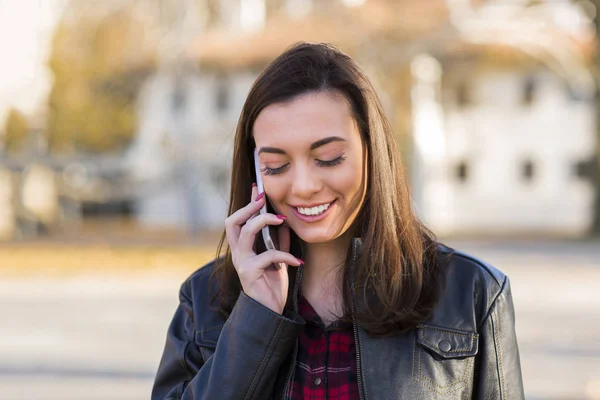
[0,244,220,277]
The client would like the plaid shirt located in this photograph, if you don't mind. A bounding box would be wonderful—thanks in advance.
[287,294,360,400]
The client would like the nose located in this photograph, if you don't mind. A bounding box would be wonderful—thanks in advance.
[291,163,322,199]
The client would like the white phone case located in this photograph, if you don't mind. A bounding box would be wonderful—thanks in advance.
[254,148,276,251]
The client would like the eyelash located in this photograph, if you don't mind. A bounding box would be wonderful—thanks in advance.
[261,155,347,176]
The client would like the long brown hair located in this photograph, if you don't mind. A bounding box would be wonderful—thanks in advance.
[212,42,446,336]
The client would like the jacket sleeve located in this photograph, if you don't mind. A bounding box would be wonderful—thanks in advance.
[151,280,305,400]
[474,277,525,399]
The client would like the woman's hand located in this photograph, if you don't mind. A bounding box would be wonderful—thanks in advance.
[225,184,303,314]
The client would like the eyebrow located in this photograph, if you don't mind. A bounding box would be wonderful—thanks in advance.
[257,136,346,155]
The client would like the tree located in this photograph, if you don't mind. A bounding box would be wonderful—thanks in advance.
[2,108,29,154]
[47,3,155,153]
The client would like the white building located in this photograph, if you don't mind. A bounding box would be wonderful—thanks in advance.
[125,68,257,231]
[410,1,597,236]
[124,0,267,232]
[127,0,598,237]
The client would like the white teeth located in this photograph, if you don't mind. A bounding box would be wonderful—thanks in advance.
[297,202,331,216]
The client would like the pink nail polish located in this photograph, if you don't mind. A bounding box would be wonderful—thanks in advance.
[252,182,257,188]
[276,214,287,220]
[296,258,304,265]
[256,192,265,201]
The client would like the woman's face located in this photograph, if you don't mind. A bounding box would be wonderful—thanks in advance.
[253,90,366,244]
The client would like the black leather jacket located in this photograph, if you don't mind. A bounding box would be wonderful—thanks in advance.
[152,240,525,399]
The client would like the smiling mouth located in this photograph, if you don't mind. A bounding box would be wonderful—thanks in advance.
[294,200,335,217]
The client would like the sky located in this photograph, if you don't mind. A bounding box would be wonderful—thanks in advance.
[0,0,66,127]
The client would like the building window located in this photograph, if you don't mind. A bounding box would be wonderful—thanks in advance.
[456,161,469,183]
[456,81,471,108]
[521,159,535,182]
[566,81,591,102]
[574,156,597,183]
[215,77,229,114]
[171,80,187,113]
[522,77,536,106]
[211,165,231,192]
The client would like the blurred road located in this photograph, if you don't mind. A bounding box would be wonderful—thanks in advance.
[0,239,599,400]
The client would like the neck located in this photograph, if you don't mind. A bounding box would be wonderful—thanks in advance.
[301,232,352,296]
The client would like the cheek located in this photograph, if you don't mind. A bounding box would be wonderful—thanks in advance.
[332,159,364,197]
[263,178,289,204]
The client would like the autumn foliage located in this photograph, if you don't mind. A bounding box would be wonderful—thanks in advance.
[47,6,154,153]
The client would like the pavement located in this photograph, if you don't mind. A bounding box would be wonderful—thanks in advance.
[0,238,599,400]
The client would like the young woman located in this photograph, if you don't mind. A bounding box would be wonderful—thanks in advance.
[152,43,524,400]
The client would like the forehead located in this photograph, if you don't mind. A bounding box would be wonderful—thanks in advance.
[253,91,359,147]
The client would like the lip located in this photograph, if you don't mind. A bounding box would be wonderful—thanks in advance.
[290,200,336,223]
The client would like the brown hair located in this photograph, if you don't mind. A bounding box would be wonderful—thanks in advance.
[212,42,446,336]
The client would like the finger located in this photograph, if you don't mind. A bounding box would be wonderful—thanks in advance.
[230,186,265,226]
[249,183,259,219]
[278,224,290,253]
[240,192,265,222]
[238,213,285,255]
[225,193,265,248]
[242,250,302,275]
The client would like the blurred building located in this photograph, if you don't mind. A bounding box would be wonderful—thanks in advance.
[123,0,265,231]
[126,0,449,232]
[125,0,383,232]
[0,155,76,240]
[412,54,596,236]
[125,68,254,230]
[411,1,597,236]
[171,0,598,237]
[3,0,597,239]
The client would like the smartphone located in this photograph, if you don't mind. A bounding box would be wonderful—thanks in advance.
[253,148,276,251]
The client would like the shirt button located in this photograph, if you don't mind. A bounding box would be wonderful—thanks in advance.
[314,377,322,386]
[439,340,452,352]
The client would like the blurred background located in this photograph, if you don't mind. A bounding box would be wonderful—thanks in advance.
[0,0,599,399]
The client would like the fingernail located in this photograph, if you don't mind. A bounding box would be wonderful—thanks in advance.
[252,182,257,188]
[276,214,287,220]
[256,192,265,201]
[296,258,304,265]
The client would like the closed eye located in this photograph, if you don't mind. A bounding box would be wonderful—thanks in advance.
[261,164,289,176]
[316,155,346,167]
[261,155,346,176]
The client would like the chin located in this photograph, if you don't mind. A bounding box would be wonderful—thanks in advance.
[293,227,340,244]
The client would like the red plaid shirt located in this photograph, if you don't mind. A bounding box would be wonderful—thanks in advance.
[287,294,360,400]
